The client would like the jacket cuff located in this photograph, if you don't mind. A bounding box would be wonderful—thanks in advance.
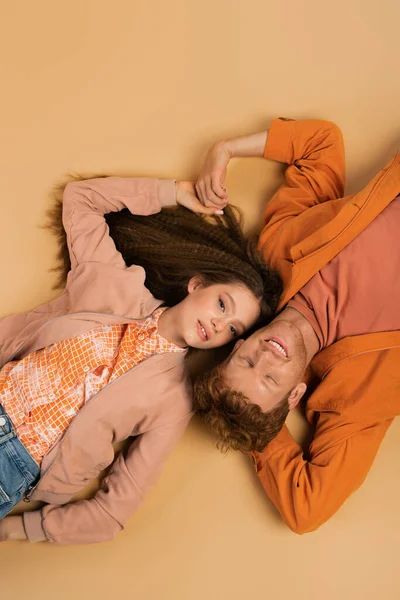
[23,509,47,543]
[158,179,177,208]
[251,424,295,466]
[264,118,297,165]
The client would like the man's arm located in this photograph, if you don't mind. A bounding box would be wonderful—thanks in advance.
[252,415,393,535]
[250,344,398,536]
[195,117,345,216]
[261,118,346,230]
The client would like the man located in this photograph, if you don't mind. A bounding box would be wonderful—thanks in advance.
[194,117,400,534]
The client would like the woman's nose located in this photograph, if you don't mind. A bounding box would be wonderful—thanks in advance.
[211,318,224,333]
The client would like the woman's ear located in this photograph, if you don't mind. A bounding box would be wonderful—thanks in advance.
[187,276,204,294]
[287,382,307,410]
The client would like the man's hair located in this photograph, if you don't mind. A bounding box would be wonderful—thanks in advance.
[46,175,282,323]
[193,364,289,453]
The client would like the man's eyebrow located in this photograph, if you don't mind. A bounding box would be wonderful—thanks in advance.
[232,355,252,367]
[262,376,279,391]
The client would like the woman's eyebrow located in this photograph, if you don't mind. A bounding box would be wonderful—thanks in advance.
[226,293,235,313]
[226,293,245,333]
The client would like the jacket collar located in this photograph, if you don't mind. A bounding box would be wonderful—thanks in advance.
[311,331,400,379]
[278,152,400,311]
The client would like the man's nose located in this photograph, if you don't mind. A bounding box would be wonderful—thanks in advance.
[252,348,264,366]
[254,342,274,366]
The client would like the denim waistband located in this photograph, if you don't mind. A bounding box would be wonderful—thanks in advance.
[0,404,40,511]
[0,404,39,468]
[0,404,18,444]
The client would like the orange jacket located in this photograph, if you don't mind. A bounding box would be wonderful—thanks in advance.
[253,118,400,534]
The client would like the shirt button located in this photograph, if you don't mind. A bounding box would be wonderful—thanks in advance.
[138,333,145,341]
[83,366,90,373]
[0,416,6,426]
[48,393,56,400]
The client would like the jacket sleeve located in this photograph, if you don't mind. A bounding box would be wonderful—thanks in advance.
[23,414,191,545]
[62,177,176,270]
[261,118,346,231]
[251,414,393,535]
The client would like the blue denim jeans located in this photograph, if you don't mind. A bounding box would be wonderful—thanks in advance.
[0,404,40,519]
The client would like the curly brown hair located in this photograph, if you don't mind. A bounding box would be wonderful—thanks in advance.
[193,363,289,453]
[46,175,282,323]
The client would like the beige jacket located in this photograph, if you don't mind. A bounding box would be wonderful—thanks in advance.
[0,177,193,545]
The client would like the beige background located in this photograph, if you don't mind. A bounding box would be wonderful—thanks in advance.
[1,1,400,599]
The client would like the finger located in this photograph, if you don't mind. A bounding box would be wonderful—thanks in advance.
[205,176,225,206]
[184,194,225,215]
[194,204,224,216]
[196,180,207,205]
[198,200,228,212]
[196,178,226,208]
[211,172,227,199]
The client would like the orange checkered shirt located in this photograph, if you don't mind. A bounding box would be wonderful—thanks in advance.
[0,307,184,465]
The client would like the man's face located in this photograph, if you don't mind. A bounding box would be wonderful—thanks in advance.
[223,315,309,412]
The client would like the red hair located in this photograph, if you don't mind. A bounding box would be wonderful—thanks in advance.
[193,364,289,453]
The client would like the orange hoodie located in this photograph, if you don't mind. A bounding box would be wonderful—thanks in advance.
[253,118,400,534]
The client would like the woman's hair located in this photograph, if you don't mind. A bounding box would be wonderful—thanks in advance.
[47,175,282,322]
[193,364,289,453]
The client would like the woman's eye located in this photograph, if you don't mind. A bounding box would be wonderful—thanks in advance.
[219,298,225,312]
[229,325,236,337]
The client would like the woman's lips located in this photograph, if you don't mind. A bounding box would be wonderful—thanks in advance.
[197,320,209,342]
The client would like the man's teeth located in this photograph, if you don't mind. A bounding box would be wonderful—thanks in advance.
[267,340,287,356]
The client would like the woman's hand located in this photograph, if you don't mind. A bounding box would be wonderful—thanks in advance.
[195,142,231,209]
[176,181,224,215]
[0,516,27,542]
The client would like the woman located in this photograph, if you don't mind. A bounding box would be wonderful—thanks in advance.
[0,175,281,545]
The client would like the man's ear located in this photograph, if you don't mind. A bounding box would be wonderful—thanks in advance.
[187,276,204,294]
[287,382,307,410]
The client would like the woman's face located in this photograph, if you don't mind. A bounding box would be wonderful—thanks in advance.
[175,277,261,349]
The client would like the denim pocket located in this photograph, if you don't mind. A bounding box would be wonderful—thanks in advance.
[0,484,26,519]
[0,443,26,499]
[0,407,40,519]
[0,481,10,503]
[0,412,39,509]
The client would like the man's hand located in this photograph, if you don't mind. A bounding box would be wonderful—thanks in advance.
[195,130,268,209]
[0,516,27,542]
[195,142,231,209]
[176,181,224,215]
